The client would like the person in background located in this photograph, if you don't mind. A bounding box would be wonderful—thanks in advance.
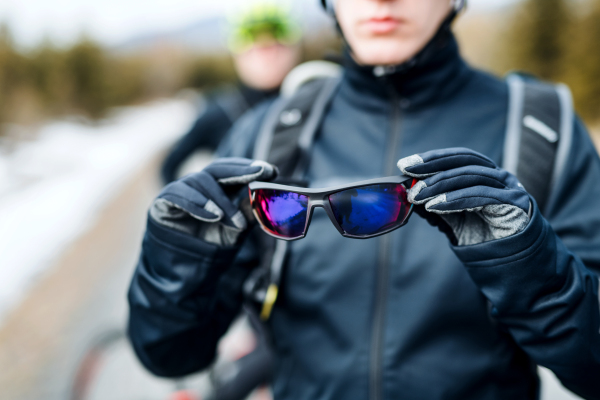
[161,3,301,184]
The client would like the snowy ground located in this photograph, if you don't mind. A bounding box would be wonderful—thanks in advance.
[0,99,197,325]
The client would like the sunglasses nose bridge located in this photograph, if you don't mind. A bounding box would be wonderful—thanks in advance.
[309,199,325,208]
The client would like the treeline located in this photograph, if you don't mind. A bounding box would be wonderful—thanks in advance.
[0,23,340,136]
[506,0,600,122]
[0,26,238,134]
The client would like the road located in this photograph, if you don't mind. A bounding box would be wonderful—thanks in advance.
[0,153,208,400]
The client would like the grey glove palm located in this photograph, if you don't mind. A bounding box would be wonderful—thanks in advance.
[150,158,277,247]
[398,148,531,246]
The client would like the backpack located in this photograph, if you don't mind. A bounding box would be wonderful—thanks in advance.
[503,73,574,212]
[243,66,574,320]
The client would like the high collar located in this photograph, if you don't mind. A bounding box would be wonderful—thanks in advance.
[343,33,472,111]
[238,83,279,107]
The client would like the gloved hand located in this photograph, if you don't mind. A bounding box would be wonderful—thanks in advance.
[150,158,277,247]
[397,148,531,246]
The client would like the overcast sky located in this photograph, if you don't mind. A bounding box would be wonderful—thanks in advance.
[0,0,520,48]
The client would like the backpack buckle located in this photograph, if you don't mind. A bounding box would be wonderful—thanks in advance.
[260,284,279,320]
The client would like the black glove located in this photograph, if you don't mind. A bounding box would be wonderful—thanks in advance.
[398,148,531,246]
[150,158,277,247]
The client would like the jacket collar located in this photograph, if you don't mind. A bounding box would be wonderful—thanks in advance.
[239,83,279,107]
[343,32,472,111]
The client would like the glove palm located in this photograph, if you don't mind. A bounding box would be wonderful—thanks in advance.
[398,148,531,246]
[150,158,276,247]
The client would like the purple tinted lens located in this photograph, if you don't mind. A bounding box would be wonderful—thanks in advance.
[328,183,411,237]
[252,189,309,238]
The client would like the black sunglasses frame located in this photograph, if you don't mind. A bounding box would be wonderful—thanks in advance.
[248,175,415,241]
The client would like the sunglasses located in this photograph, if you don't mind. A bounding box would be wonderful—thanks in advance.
[248,176,415,241]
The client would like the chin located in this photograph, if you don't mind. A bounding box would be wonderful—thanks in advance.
[353,39,421,66]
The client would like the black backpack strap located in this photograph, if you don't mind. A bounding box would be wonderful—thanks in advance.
[246,75,342,320]
[253,76,342,177]
[503,73,574,214]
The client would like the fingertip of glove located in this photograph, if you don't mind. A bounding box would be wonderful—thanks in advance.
[217,160,277,185]
[424,194,447,213]
[250,160,278,180]
[407,180,427,203]
[397,155,423,173]
[204,199,225,220]
[397,154,424,175]
[149,198,223,237]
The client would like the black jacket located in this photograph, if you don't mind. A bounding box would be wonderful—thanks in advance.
[129,34,600,399]
[160,84,277,184]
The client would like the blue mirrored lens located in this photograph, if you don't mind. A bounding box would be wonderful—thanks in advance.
[328,183,410,237]
[252,189,309,238]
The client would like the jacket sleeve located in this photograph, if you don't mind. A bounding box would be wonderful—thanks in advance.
[452,118,600,399]
[128,100,273,378]
[161,101,232,184]
[127,217,259,377]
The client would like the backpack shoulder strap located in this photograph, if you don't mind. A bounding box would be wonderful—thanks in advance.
[503,73,574,214]
[245,65,342,321]
[253,74,342,178]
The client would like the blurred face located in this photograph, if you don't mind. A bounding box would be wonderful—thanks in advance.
[336,0,453,66]
[234,43,300,90]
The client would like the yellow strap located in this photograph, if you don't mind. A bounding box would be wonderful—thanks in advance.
[260,284,279,320]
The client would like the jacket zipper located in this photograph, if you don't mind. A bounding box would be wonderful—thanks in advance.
[369,88,402,400]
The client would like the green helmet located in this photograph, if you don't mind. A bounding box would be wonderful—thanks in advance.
[228,3,301,53]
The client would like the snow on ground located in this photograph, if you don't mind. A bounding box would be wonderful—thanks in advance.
[0,99,196,324]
